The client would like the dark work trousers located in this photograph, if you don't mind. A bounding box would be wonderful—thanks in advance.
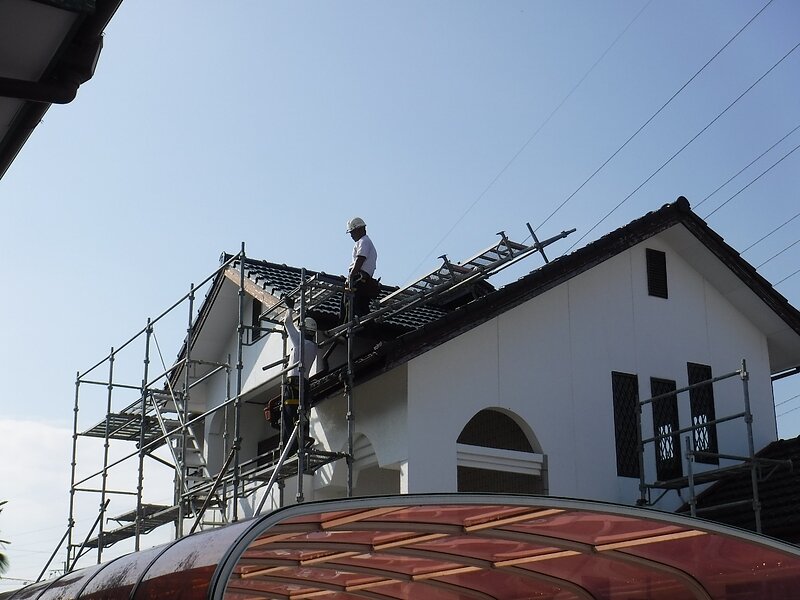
[282,376,311,454]
[341,271,379,323]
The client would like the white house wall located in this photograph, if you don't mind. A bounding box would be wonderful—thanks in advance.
[197,293,288,471]
[406,230,781,509]
[407,317,502,494]
[313,365,408,497]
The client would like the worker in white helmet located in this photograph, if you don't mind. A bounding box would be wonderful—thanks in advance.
[265,297,319,453]
[344,216,379,320]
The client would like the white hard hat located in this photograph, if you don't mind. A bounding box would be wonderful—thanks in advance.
[346,217,366,233]
[304,317,317,334]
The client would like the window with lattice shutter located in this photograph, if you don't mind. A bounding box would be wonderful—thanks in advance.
[688,362,719,464]
[612,372,640,478]
[650,377,682,481]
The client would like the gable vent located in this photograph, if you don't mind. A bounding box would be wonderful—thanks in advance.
[646,248,668,299]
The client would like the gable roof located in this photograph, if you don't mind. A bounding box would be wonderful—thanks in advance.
[183,197,800,399]
[389,197,800,361]
[220,255,455,332]
[308,197,800,398]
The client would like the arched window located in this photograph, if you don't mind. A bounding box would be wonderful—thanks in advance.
[456,409,546,494]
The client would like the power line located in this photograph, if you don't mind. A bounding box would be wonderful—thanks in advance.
[402,0,653,283]
[703,141,800,219]
[694,123,800,210]
[742,210,800,254]
[776,393,800,408]
[566,38,800,253]
[536,0,775,234]
[777,402,800,419]
[775,267,800,287]
[757,237,800,269]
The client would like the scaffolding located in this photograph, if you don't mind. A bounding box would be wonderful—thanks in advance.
[41,224,574,578]
[636,359,792,533]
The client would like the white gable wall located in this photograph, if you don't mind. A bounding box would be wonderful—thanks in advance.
[403,231,780,509]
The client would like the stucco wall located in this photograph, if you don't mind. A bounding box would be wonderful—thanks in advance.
[404,234,780,509]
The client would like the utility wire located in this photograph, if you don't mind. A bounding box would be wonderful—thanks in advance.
[757,237,800,269]
[776,393,800,408]
[403,0,652,283]
[536,0,775,234]
[704,141,800,219]
[694,123,800,210]
[742,210,800,254]
[566,38,800,253]
[775,267,800,287]
[777,402,800,418]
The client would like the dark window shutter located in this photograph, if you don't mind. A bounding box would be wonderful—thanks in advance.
[646,249,668,298]
[688,363,719,464]
[612,372,640,478]
[650,377,682,481]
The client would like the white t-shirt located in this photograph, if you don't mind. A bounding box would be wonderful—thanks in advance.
[284,309,318,378]
[350,234,377,276]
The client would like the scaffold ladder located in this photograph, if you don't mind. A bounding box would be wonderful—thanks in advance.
[150,391,227,527]
[381,225,574,306]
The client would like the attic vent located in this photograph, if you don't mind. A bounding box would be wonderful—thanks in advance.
[646,249,668,298]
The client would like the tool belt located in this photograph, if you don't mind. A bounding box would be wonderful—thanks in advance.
[352,271,380,298]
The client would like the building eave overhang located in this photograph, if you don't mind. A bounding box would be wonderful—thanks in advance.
[0,0,123,181]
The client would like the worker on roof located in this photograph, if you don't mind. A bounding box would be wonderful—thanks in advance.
[265,298,319,453]
[344,216,379,321]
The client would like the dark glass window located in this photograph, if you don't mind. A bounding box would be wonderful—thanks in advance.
[612,372,640,478]
[646,248,668,298]
[688,362,719,464]
[650,377,682,481]
[457,467,544,494]
[458,409,533,452]
[457,409,539,493]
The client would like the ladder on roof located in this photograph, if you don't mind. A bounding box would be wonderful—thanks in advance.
[322,223,576,337]
[381,225,574,306]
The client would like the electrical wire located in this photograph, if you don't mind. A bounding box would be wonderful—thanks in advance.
[757,238,800,269]
[775,267,800,287]
[536,0,775,234]
[742,210,800,254]
[777,402,800,418]
[776,393,800,408]
[565,38,800,253]
[694,123,800,210]
[704,141,800,219]
[402,0,653,283]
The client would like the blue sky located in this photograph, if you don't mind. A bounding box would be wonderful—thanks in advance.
[1,0,799,587]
